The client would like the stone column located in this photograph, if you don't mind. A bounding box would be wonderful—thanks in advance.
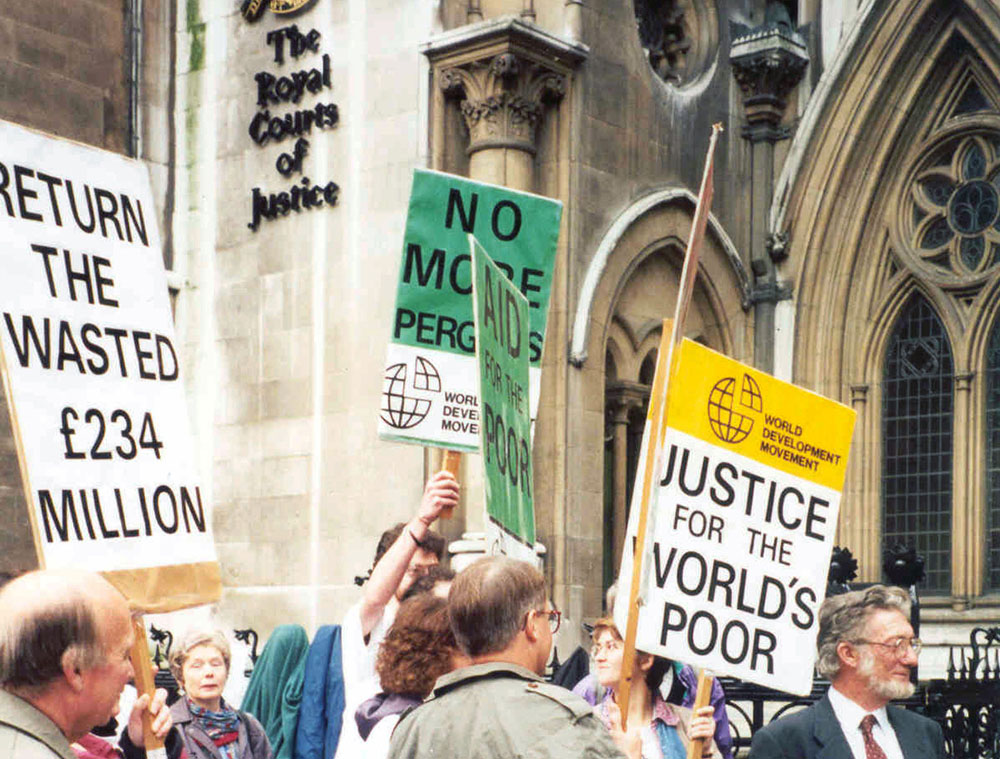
[730,20,808,373]
[422,21,587,606]
[952,372,976,607]
[611,403,629,571]
[847,383,876,579]
[605,382,648,571]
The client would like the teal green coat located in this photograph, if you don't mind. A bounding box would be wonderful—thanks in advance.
[241,625,310,759]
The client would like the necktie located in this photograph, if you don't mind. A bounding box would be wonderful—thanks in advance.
[860,714,888,759]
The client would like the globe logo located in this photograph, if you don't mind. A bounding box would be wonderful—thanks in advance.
[707,374,763,444]
[380,356,442,429]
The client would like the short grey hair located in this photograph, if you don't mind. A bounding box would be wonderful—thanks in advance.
[816,585,911,679]
[448,557,546,657]
[0,596,104,694]
[169,629,232,685]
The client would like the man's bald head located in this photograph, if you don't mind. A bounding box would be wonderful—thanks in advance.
[0,570,128,695]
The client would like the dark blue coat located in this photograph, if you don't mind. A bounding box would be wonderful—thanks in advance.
[292,625,345,759]
[747,692,945,759]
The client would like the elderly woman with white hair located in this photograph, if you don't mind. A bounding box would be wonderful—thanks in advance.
[168,629,273,759]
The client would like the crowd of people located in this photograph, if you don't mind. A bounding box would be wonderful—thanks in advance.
[0,471,945,759]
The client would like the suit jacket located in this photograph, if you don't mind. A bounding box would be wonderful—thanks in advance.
[747,692,945,759]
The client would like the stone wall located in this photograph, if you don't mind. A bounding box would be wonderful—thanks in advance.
[168,0,437,637]
[0,1,129,152]
[0,0,131,575]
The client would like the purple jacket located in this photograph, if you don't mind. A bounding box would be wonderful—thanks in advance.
[571,665,735,759]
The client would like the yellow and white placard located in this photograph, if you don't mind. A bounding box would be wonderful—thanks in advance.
[615,339,856,695]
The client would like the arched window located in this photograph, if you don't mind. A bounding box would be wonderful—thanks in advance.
[882,294,954,593]
[985,319,1000,589]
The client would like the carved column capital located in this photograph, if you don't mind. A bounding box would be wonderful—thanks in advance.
[423,18,586,158]
[850,384,869,407]
[606,380,651,424]
[440,53,567,157]
[729,21,809,142]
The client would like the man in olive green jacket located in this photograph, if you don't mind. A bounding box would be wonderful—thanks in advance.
[388,557,627,759]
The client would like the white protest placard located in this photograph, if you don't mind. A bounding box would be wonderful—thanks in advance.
[378,169,562,451]
[615,339,856,695]
[0,118,219,611]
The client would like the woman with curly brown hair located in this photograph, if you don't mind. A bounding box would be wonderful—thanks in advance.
[354,591,467,757]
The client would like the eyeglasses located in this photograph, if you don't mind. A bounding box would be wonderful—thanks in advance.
[591,640,623,658]
[525,608,561,634]
[853,637,922,657]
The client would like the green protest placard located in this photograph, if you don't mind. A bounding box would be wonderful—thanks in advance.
[470,236,536,562]
[378,169,562,452]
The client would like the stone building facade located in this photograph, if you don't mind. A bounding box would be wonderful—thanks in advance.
[3,0,1000,678]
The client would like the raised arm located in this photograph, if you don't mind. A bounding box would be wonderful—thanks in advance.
[358,470,459,636]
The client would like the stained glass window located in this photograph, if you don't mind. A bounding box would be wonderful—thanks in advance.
[985,319,1000,589]
[910,134,1000,277]
[882,295,954,593]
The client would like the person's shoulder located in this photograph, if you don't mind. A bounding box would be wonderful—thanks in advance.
[747,702,825,759]
[0,722,73,759]
[168,698,189,722]
[0,695,77,759]
[886,705,942,733]
[755,699,823,738]
[518,680,596,720]
[570,673,596,701]
[239,708,269,739]
[447,665,595,718]
[239,710,273,759]
[240,709,265,728]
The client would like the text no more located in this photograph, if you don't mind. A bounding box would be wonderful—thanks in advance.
[394,188,547,364]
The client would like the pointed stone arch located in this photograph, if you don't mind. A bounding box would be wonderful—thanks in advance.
[567,187,750,597]
[570,187,751,368]
[776,0,1000,598]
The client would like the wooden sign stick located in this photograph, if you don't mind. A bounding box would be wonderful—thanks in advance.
[616,322,673,730]
[129,616,167,759]
[618,123,723,730]
[439,449,462,517]
[441,449,462,477]
[686,670,715,759]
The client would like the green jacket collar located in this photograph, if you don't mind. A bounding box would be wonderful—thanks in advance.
[0,689,77,759]
[431,661,542,698]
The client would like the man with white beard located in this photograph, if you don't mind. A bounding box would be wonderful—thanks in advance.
[748,586,944,759]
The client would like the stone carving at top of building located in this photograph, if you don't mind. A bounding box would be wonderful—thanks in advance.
[634,0,717,88]
[766,231,788,262]
[635,0,689,83]
[729,5,808,141]
[440,53,567,156]
[424,18,586,160]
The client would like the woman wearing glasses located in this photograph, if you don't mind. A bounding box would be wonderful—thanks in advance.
[590,618,716,759]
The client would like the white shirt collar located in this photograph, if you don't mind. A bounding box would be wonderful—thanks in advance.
[826,685,905,759]
[827,684,890,728]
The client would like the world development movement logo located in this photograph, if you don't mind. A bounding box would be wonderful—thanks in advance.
[381,356,442,429]
[707,373,763,444]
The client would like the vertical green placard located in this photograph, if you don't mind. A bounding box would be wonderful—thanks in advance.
[391,169,562,366]
[471,235,535,547]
